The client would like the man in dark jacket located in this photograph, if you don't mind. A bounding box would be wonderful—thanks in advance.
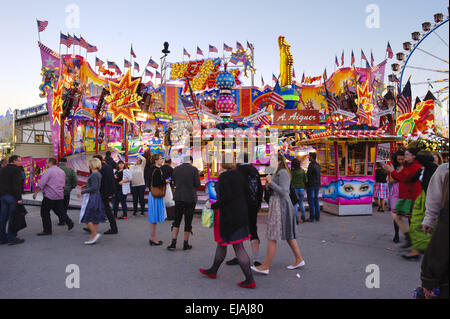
[306,152,321,222]
[93,155,118,235]
[0,155,25,245]
[227,153,263,266]
[167,156,200,251]
[105,151,117,170]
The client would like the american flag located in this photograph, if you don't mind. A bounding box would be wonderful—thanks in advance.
[293,68,296,78]
[397,80,412,114]
[183,48,191,58]
[236,41,244,51]
[131,44,136,58]
[341,50,344,66]
[147,58,159,69]
[335,55,339,67]
[209,44,218,53]
[95,57,104,67]
[257,115,271,126]
[386,41,394,59]
[87,43,98,53]
[365,60,371,69]
[270,80,285,109]
[73,35,81,46]
[326,92,340,113]
[247,41,254,50]
[134,62,140,73]
[229,56,239,65]
[107,61,115,69]
[155,71,163,79]
[261,75,265,87]
[197,46,204,56]
[323,68,328,81]
[37,20,48,32]
[145,69,153,77]
[301,72,305,83]
[361,49,368,62]
[60,33,72,48]
[357,104,370,124]
[115,64,122,75]
[124,59,131,68]
[351,50,355,65]
[272,74,277,83]
[180,96,198,119]
[223,43,233,52]
[370,50,374,67]
[79,36,89,49]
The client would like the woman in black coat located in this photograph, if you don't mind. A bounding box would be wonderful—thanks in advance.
[200,163,255,289]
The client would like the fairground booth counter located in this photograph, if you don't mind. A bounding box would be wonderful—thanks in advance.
[299,125,402,216]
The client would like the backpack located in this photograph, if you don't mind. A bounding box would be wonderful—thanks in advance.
[289,183,299,206]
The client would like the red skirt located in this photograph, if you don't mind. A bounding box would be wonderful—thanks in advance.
[213,209,250,246]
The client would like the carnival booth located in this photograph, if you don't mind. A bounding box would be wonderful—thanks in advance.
[300,125,402,215]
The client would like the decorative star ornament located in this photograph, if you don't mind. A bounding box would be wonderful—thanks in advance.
[52,81,64,125]
[105,69,142,123]
[45,56,57,68]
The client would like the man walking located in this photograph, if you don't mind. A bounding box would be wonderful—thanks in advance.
[105,151,117,170]
[227,153,263,266]
[34,158,74,236]
[306,152,321,222]
[0,155,25,245]
[58,158,78,226]
[93,155,118,235]
[167,156,200,251]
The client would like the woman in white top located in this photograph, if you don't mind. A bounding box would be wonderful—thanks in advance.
[113,161,131,219]
[130,155,146,216]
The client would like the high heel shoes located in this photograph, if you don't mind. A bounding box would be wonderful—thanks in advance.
[199,268,217,279]
[149,240,163,246]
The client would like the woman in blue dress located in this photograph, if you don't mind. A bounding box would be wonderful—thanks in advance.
[147,153,169,246]
[77,158,106,245]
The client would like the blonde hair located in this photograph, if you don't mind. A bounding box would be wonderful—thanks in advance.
[89,158,102,171]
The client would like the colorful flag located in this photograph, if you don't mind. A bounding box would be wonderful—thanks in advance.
[257,115,271,126]
[209,44,218,53]
[341,50,344,66]
[229,56,239,65]
[180,96,198,119]
[247,41,254,50]
[351,50,355,65]
[131,44,136,58]
[361,49,367,61]
[95,57,104,67]
[397,80,412,114]
[212,57,221,66]
[60,33,72,48]
[79,36,89,49]
[197,46,204,56]
[134,62,140,73]
[114,64,122,75]
[147,58,159,69]
[357,104,370,124]
[145,69,153,77]
[236,41,244,51]
[124,59,131,68]
[270,80,285,109]
[183,48,191,58]
[272,74,277,83]
[37,20,48,32]
[301,72,305,83]
[386,41,394,59]
[335,55,339,67]
[155,71,163,79]
[223,43,233,52]
[107,61,115,69]
[87,43,98,53]
[261,75,265,87]
[370,50,374,67]
[73,35,81,46]
[326,93,340,113]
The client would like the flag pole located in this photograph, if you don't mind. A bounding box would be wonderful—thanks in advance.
[36,19,41,43]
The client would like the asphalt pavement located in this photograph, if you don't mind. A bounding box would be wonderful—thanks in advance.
[0,205,421,299]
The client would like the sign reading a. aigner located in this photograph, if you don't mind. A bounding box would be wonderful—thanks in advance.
[273,109,320,125]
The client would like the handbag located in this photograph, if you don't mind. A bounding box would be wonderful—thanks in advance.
[79,193,90,224]
[164,185,175,207]
[201,203,214,228]
[11,204,28,233]
[150,168,166,198]
[290,183,299,206]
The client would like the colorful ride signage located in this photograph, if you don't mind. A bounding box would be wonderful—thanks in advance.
[105,69,142,123]
[273,109,320,125]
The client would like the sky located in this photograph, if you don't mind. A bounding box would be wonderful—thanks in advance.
[0,0,448,114]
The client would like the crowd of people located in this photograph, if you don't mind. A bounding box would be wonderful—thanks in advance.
[0,145,448,296]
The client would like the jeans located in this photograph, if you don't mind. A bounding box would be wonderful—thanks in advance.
[294,188,306,219]
[0,194,18,243]
[307,187,320,220]
[131,185,146,214]
[113,190,128,217]
[41,197,73,234]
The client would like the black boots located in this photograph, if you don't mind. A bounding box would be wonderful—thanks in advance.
[183,241,192,251]
[167,239,177,251]
[393,221,400,243]
[400,232,412,249]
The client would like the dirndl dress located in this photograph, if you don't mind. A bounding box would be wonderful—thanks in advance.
[213,209,250,246]
[148,193,166,223]
[374,182,388,199]
[81,193,106,224]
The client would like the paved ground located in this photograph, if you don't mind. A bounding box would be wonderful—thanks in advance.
[0,205,421,299]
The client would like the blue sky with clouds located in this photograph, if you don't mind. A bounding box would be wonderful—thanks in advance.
[0,0,448,114]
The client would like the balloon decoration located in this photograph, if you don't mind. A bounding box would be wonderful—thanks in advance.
[215,70,236,115]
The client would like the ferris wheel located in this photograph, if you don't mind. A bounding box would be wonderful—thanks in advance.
[389,10,449,106]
